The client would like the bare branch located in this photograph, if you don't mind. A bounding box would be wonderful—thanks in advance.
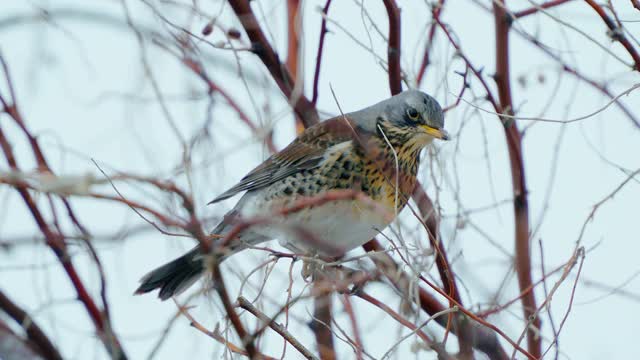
[382,0,402,95]
[238,296,319,360]
[0,289,63,360]
[227,0,319,127]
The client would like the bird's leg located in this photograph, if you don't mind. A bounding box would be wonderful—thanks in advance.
[305,258,374,295]
[301,252,338,282]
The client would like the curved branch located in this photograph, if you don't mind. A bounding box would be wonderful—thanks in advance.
[0,55,127,360]
[583,0,640,71]
[417,1,445,86]
[382,0,402,95]
[312,0,333,105]
[411,183,473,355]
[492,3,540,358]
[0,290,63,360]
[227,0,319,127]
[362,239,514,360]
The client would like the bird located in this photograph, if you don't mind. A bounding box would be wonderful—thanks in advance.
[135,90,448,300]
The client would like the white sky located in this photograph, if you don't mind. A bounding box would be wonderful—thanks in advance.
[1,1,639,359]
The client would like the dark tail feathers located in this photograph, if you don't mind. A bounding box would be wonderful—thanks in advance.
[134,248,203,301]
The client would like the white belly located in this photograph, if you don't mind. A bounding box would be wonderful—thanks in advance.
[239,194,390,256]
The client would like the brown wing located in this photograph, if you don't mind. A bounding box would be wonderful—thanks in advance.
[208,116,359,204]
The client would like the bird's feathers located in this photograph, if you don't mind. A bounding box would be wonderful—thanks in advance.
[208,90,445,205]
[136,90,447,300]
[208,117,360,204]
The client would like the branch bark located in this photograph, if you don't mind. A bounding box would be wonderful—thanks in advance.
[227,0,319,127]
[362,239,513,360]
[492,3,540,358]
[0,89,128,359]
[382,0,402,95]
[417,0,444,86]
[312,0,333,105]
[311,277,336,360]
[0,290,63,360]
[583,0,640,71]
[512,0,573,19]
[210,260,258,358]
[238,296,318,360]
[411,183,473,357]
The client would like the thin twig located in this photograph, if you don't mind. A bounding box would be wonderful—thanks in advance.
[512,0,574,19]
[541,248,586,358]
[339,294,363,360]
[457,82,640,123]
[0,53,127,359]
[362,240,515,360]
[312,0,333,105]
[237,296,318,360]
[174,300,275,360]
[584,0,640,71]
[209,258,258,358]
[417,0,445,86]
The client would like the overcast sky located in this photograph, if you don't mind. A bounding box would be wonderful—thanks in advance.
[1,1,639,359]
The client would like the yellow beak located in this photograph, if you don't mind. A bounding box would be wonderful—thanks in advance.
[420,125,450,140]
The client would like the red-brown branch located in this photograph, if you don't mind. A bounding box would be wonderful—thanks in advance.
[433,14,502,113]
[362,239,514,360]
[312,0,333,105]
[227,0,319,127]
[512,0,574,19]
[286,0,301,82]
[287,0,305,133]
[409,187,452,297]
[179,56,278,152]
[98,167,248,358]
[517,29,640,128]
[411,183,472,355]
[382,0,402,95]
[417,0,445,86]
[416,271,534,359]
[210,260,258,358]
[357,292,433,343]
[339,294,363,360]
[312,279,336,360]
[0,290,63,360]
[356,292,458,360]
[442,65,469,113]
[0,132,126,360]
[583,0,640,71]
[0,97,127,359]
[492,3,539,358]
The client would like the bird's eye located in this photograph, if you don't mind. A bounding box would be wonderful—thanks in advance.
[406,107,420,121]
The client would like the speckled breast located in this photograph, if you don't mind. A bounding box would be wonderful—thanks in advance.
[259,139,420,210]
[239,138,422,255]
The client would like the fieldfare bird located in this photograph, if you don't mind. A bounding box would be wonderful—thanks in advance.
[136,90,448,300]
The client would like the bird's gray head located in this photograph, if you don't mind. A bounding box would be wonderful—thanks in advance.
[350,90,448,142]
